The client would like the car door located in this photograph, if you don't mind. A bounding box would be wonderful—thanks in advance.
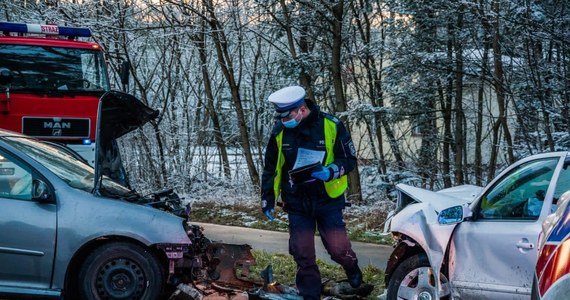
[449,155,570,299]
[0,149,57,290]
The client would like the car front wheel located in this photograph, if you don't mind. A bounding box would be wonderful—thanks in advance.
[386,253,451,300]
[79,242,165,300]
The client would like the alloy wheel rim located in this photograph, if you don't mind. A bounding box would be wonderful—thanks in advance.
[398,266,450,299]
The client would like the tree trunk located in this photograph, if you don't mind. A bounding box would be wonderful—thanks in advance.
[203,0,260,187]
[453,3,465,184]
[194,24,231,178]
[278,0,313,98]
[330,0,362,203]
[488,0,514,180]
[441,21,454,188]
[475,29,490,185]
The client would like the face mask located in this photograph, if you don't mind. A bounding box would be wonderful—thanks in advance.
[282,109,302,128]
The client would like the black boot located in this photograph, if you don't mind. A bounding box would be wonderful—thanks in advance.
[346,267,363,288]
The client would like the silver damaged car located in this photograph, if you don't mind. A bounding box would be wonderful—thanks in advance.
[382,152,570,299]
[0,91,195,299]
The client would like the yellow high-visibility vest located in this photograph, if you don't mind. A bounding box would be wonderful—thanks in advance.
[273,118,348,200]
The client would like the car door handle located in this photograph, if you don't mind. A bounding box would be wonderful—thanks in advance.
[517,238,535,250]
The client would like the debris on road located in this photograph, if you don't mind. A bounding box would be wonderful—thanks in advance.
[168,234,373,299]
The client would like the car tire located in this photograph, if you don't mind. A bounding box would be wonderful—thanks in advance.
[79,242,165,300]
[386,253,451,300]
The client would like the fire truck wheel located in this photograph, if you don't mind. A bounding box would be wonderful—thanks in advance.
[79,242,165,300]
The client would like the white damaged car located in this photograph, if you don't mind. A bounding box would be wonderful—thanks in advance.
[382,152,570,300]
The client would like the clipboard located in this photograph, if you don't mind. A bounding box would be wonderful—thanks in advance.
[288,162,321,184]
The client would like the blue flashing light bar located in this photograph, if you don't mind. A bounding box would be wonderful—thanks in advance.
[0,22,92,37]
[82,139,92,145]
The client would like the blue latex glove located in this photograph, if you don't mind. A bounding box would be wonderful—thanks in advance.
[311,166,332,181]
[264,208,275,221]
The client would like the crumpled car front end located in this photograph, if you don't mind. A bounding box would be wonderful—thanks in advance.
[381,183,482,299]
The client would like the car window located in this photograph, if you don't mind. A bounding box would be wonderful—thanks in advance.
[2,136,136,199]
[478,157,559,220]
[0,150,32,200]
[552,159,570,207]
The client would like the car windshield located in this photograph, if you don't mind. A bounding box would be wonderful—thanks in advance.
[0,44,110,93]
[2,136,133,197]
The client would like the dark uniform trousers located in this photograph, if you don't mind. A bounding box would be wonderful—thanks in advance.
[288,207,359,299]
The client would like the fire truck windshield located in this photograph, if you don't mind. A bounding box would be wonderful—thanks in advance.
[0,44,110,93]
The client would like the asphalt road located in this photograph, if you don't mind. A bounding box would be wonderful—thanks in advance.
[192,222,393,270]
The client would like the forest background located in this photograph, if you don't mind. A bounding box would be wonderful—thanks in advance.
[2,0,569,236]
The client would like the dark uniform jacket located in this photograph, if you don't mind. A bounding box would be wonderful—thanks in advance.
[261,99,357,214]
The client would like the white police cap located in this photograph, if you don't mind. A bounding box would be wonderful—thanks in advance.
[268,86,306,117]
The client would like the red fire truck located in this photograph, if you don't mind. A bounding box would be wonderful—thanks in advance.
[0,22,115,166]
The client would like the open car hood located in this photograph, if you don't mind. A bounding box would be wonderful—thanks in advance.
[94,91,158,193]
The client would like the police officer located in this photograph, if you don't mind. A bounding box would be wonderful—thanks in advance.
[260,85,362,299]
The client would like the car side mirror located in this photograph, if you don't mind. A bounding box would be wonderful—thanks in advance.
[32,179,53,203]
[438,205,472,225]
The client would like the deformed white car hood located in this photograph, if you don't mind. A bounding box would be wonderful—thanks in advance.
[397,183,482,209]
[389,183,483,248]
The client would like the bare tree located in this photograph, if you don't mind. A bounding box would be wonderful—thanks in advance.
[347,0,406,176]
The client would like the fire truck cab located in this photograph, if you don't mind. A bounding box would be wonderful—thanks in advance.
[0,22,112,166]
